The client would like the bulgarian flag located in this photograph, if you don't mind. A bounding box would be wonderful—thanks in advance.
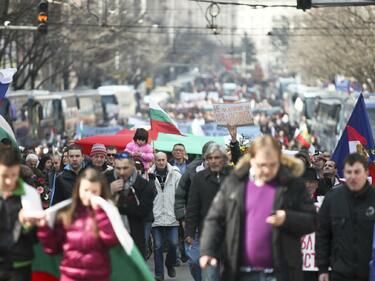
[32,197,154,281]
[0,114,18,148]
[149,103,182,137]
[294,127,315,153]
[0,68,16,100]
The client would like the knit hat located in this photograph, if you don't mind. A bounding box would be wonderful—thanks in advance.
[90,143,106,157]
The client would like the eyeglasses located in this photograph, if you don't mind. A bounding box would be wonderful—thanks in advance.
[114,152,133,159]
[107,153,116,157]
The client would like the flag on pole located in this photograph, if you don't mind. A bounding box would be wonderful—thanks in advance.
[32,198,154,281]
[332,94,375,182]
[149,103,182,137]
[0,68,17,100]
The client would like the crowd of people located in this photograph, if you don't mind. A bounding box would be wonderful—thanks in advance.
[1,124,375,281]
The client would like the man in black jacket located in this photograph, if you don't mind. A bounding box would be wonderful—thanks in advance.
[105,151,155,258]
[200,135,316,281]
[50,144,85,205]
[185,143,232,281]
[0,147,42,281]
[316,153,375,281]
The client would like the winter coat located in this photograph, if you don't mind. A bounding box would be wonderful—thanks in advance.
[184,165,232,238]
[105,169,156,257]
[317,182,375,280]
[125,141,154,171]
[200,154,316,281]
[51,164,84,206]
[0,180,38,266]
[149,163,181,227]
[38,205,118,281]
[174,158,203,220]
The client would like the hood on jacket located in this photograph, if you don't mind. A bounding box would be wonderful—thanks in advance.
[233,153,305,185]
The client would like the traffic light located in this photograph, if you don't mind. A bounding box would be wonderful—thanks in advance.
[37,0,48,34]
[297,0,312,10]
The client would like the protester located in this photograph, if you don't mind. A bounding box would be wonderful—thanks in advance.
[125,128,154,172]
[51,144,85,205]
[149,152,181,280]
[37,154,53,180]
[302,167,320,200]
[170,143,189,174]
[316,153,375,281]
[0,147,42,281]
[89,143,112,172]
[185,143,232,281]
[37,168,119,281]
[199,135,316,281]
[316,159,340,196]
[106,145,117,167]
[105,151,155,258]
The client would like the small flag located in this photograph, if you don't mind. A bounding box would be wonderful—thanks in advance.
[0,68,17,100]
[149,103,182,137]
[332,94,375,182]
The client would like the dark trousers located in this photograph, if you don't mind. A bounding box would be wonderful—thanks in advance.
[303,271,318,281]
[330,271,367,281]
[0,265,31,281]
[238,271,276,281]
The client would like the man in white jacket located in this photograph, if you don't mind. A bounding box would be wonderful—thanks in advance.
[149,152,181,281]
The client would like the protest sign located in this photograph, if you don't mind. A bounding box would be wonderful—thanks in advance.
[301,200,323,271]
[213,103,252,126]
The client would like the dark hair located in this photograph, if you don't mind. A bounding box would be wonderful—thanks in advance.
[58,168,111,227]
[0,138,12,146]
[173,143,185,150]
[344,153,368,170]
[0,147,20,166]
[37,154,52,171]
[67,144,83,153]
[133,128,148,143]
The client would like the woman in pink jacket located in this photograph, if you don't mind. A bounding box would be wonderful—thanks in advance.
[125,128,154,171]
[37,168,118,281]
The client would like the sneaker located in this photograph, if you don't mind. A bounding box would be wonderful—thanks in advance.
[175,258,181,267]
[166,266,176,278]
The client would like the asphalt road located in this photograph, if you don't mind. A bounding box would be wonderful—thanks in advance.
[147,256,193,281]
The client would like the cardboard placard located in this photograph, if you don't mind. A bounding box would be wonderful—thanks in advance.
[213,103,252,126]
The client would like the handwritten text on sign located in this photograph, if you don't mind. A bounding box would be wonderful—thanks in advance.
[213,103,252,126]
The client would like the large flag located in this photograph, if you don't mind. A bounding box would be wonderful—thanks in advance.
[0,115,18,148]
[149,103,182,136]
[332,94,375,181]
[0,68,17,100]
[32,197,154,281]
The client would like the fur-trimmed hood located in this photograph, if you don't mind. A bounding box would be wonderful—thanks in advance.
[234,153,305,184]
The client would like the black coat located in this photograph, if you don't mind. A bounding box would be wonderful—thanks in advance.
[185,166,232,238]
[105,169,155,258]
[51,168,81,206]
[200,155,316,281]
[316,182,375,280]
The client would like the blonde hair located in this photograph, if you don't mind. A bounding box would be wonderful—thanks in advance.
[248,135,281,159]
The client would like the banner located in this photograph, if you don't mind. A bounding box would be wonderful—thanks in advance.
[76,124,123,138]
[213,103,252,126]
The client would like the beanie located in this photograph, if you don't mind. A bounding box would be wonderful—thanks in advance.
[90,143,106,157]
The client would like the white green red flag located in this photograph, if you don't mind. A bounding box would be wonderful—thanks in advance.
[149,103,182,136]
[32,197,154,281]
[0,115,17,149]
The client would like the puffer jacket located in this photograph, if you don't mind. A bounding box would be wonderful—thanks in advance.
[149,164,181,227]
[125,141,154,171]
[38,205,118,281]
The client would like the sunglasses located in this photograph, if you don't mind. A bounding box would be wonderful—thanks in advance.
[107,153,116,157]
[114,152,133,159]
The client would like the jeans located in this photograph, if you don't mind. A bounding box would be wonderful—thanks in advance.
[238,271,276,281]
[144,222,152,257]
[202,265,220,281]
[152,226,179,278]
[185,232,202,281]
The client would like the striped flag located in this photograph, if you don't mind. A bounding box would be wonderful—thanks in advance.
[332,94,375,182]
[149,103,182,136]
[0,68,16,100]
[32,197,154,281]
[0,115,18,148]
